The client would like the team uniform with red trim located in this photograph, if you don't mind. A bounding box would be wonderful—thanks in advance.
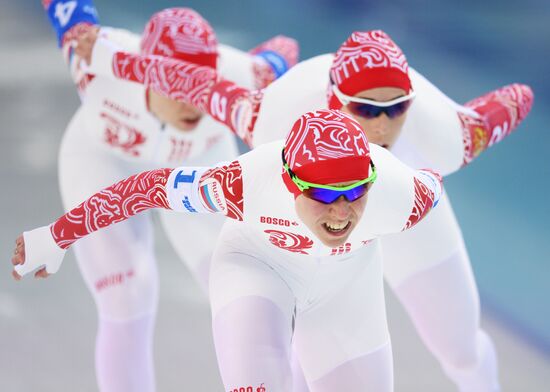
[250,33,531,392]
[17,111,442,390]
[38,1,299,391]
[59,27,260,315]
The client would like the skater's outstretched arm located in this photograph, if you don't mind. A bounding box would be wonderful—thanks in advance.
[405,68,533,175]
[458,83,533,166]
[76,30,299,145]
[11,161,244,280]
[83,37,266,146]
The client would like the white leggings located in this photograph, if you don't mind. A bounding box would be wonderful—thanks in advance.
[391,246,499,392]
[58,118,236,391]
[204,193,497,392]
[381,192,499,392]
[209,221,393,391]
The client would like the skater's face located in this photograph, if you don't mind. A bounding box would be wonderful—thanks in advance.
[341,87,410,149]
[295,181,368,248]
[148,90,203,131]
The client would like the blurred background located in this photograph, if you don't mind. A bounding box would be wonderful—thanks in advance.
[1,0,548,390]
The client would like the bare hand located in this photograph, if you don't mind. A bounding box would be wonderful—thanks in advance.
[11,234,50,280]
[75,26,100,65]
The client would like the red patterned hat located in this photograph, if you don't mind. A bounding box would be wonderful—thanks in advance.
[140,8,218,69]
[328,30,411,109]
[283,109,372,197]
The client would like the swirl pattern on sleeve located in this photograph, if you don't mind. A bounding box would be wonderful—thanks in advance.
[403,174,438,231]
[51,169,172,249]
[112,52,218,112]
[459,83,533,165]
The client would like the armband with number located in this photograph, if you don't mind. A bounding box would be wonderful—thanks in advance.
[46,0,99,46]
[208,80,252,134]
[166,167,212,213]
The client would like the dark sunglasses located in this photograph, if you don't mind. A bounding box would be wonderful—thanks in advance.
[332,84,415,119]
[347,99,413,119]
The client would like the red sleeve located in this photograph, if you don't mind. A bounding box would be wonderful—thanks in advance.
[51,168,172,249]
[111,51,263,146]
[459,83,533,166]
[402,169,442,231]
[112,52,217,112]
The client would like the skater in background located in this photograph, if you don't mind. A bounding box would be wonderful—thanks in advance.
[35,1,298,390]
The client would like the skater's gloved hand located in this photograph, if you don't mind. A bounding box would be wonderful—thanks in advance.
[249,35,299,89]
[75,26,99,65]
[11,226,66,281]
[460,83,534,164]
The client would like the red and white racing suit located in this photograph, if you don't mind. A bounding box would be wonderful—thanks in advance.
[18,139,442,391]
[51,20,297,392]
[82,43,532,391]
[250,54,532,392]
[59,26,261,314]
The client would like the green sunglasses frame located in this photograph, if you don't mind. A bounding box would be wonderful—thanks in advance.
[282,149,377,192]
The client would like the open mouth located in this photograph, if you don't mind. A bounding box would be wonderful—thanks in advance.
[322,221,352,237]
[381,143,389,149]
[179,116,201,127]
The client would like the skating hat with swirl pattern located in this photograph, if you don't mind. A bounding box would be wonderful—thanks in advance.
[140,8,218,68]
[328,30,412,109]
[283,109,372,196]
